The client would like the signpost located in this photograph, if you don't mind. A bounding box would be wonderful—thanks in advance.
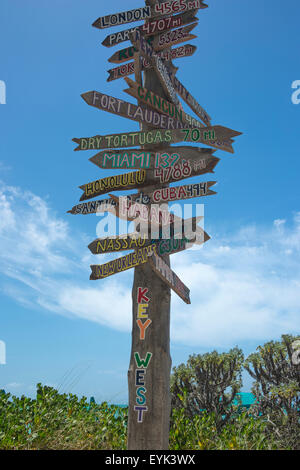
[69,0,242,450]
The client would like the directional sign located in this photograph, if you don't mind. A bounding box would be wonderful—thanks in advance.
[130,29,180,105]
[123,78,206,130]
[78,153,219,201]
[124,77,210,131]
[67,179,216,217]
[88,228,210,256]
[170,73,211,126]
[92,1,206,30]
[90,146,216,170]
[73,126,240,153]
[90,244,157,280]
[102,11,198,48]
[110,179,217,205]
[107,45,197,82]
[135,215,207,245]
[81,91,187,130]
[108,23,197,64]
[148,252,191,304]
[89,234,150,254]
[92,6,152,30]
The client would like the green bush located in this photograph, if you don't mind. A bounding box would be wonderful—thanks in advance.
[0,384,127,450]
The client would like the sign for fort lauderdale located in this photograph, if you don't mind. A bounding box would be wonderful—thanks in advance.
[108,23,197,64]
[81,91,188,131]
[148,252,191,304]
[78,153,219,201]
[107,45,196,82]
[102,11,198,48]
[73,126,240,153]
[92,1,206,30]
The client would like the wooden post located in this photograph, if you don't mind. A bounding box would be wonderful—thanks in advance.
[127,0,172,450]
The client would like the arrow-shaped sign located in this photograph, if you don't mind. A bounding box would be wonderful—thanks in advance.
[129,28,180,105]
[90,146,216,170]
[92,1,207,30]
[88,228,209,255]
[90,244,157,280]
[123,77,209,130]
[108,23,197,64]
[81,91,187,130]
[107,44,197,82]
[73,126,240,153]
[67,179,216,216]
[148,252,191,304]
[78,153,219,201]
[102,10,198,48]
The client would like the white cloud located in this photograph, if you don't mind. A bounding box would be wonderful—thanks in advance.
[0,180,299,348]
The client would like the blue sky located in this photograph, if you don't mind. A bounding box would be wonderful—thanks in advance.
[0,0,299,403]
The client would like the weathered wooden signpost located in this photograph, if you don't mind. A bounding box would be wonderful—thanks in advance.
[69,0,241,450]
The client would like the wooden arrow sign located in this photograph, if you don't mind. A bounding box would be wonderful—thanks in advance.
[102,10,198,48]
[92,1,207,30]
[67,180,216,217]
[73,126,240,153]
[123,77,206,129]
[90,244,157,280]
[81,91,186,130]
[89,146,215,171]
[89,234,150,254]
[148,252,191,304]
[124,77,212,134]
[108,23,197,64]
[88,227,210,256]
[170,73,211,126]
[92,6,153,30]
[107,44,197,82]
[78,154,219,201]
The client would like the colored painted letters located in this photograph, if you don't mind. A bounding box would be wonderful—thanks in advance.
[90,245,157,280]
[134,288,152,422]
